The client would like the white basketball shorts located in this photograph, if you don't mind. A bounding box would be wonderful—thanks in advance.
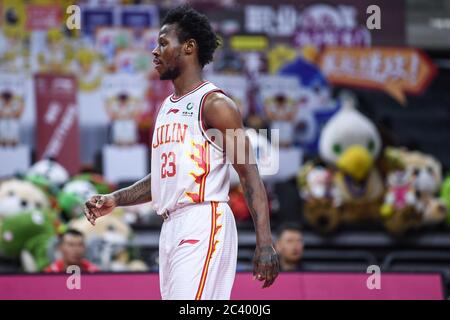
[159,201,238,300]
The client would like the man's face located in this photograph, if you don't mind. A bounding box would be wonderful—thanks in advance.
[152,24,183,80]
[276,230,304,263]
[60,234,86,266]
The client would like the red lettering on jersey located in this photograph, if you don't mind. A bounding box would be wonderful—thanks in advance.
[171,123,177,143]
[152,126,160,148]
[177,124,188,143]
[152,122,189,149]
[158,124,164,147]
[164,124,171,144]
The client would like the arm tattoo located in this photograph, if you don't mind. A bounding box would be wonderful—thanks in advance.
[243,177,258,223]
[239,164,272,246]
[112,174,152,206]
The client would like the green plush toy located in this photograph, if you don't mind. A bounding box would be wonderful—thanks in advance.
[440,176,450,224]
[0,210,60,272]
[72,173,115,195]
[58,180,97,221]
[24,174,59,197]
[23,174,60,210]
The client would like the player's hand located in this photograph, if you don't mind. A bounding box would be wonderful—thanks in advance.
[84,194,117,226]
[253,244,279,288]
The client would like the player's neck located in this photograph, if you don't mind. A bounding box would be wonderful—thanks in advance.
[172,69,204,98]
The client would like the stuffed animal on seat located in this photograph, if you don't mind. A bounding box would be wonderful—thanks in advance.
[398,148,447,226]
[27,159,69,188]
[0,179,50,220]
[440,176,450,224]
[300,96,384,232]
[69,212,148,271]
[58,180,97,221]
[279,56,339,155]
[71,173,115,195]
[0,209,60,272]
[380,170,422,235]
[380,148,447,234]
[298,163,341,233]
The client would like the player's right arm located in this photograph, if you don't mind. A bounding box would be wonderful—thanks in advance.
[84,173,152,225]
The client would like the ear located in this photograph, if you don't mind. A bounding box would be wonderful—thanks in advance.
[184,39,197,55]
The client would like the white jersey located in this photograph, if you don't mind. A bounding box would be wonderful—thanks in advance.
[151,81,231,216]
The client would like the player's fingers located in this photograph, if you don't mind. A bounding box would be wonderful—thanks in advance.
[263,265,276,288]
[92,208,103,218]
[263,277,274,288]
[84,206,93,220]
[256,263,267,282]
[84,207,96,226]
[262,258,279,288]
[252,268,258,280]
[87,195,101,206]
[88,214,96,226]
[95,196,106,208]
[257,263,267,281]
[269,258,280,286]
[274,258,280,278]
[85,200,96,210]
[252,253,260,279]
[253,267,264,281]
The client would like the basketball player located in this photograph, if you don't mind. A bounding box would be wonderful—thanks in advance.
[84,5,279,300]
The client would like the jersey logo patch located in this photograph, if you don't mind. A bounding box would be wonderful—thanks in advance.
[178,239,200,246]
[182,102,194,116]
[167,108,180,115]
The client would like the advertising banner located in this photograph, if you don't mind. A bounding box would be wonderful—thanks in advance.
[319,47,438,104]
[34,73,79,175]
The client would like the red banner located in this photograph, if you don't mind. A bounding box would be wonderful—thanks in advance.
[34,73,79,175]
[26,5,62,30]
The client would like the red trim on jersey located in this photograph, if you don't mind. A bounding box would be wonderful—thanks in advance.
[169,81,209,102]
[195,201,218,300]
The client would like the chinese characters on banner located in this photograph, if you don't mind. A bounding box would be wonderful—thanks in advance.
[245,4,372,48]
[319,47,437,105]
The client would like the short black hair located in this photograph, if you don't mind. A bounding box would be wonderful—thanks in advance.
[161,5,220,68]
[276,223,303,239]
[60,228,84,244]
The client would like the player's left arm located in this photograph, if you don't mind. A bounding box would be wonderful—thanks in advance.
[203,92,279,288]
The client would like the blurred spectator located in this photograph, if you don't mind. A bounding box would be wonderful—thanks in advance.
[44,229,99,273]
[275,224,304,272]
[264,94,297,148]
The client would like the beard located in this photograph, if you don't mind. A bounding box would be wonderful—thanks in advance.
[159,64,181,80]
